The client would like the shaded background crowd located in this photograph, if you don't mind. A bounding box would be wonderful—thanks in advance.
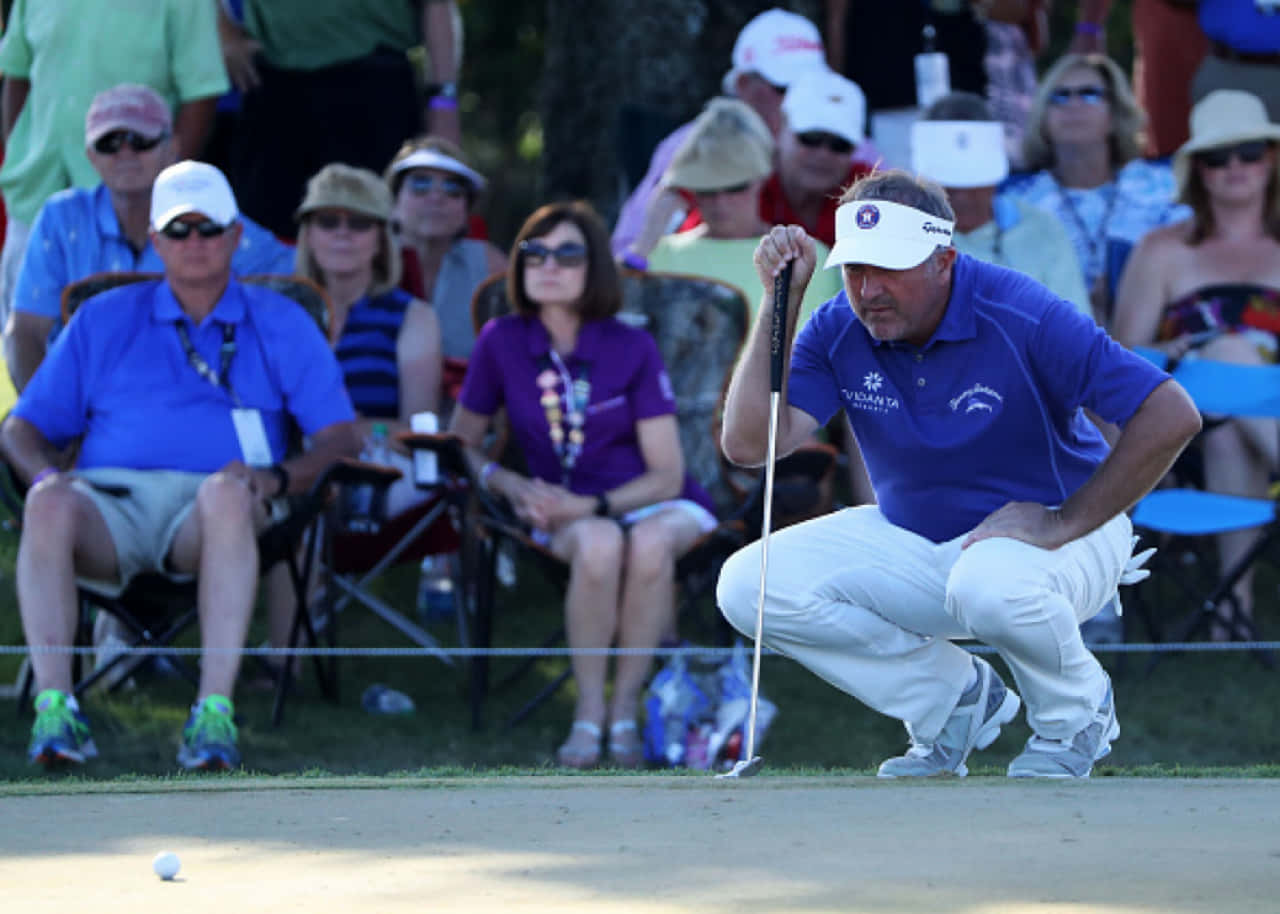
[1,0,1279,770]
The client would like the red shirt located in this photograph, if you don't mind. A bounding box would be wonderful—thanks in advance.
[679,163,872,247]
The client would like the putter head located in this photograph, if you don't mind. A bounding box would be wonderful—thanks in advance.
[715,756,764,779]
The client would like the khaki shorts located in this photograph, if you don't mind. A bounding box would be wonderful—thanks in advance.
[70,468,208,598]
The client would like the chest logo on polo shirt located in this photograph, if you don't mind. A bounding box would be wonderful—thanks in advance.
[949,382,1003,415]
[840,370,900,415]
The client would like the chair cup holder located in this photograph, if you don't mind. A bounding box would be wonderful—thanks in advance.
[336,482,390,534]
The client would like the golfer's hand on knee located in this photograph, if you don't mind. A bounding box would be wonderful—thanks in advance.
[754,225,817,307]
[963,501,1070,550]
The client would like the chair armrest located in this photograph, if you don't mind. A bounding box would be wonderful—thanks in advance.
[395,431,472,479]
[317,457,403,490]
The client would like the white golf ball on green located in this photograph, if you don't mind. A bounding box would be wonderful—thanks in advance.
[152,851,181,880]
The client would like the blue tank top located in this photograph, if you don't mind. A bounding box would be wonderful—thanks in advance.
[334,287,413,418]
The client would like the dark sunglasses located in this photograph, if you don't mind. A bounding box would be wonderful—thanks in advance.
[311,211,380,232]
[406,174,467,198]
[695,182,752,196]
[1048,86,1108,106]
[519,240,588,267]
[796,131,854,155]
[1197,140,1272,169]
[159,219,229,241]
[93,130,167,155]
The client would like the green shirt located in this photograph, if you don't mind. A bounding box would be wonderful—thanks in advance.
[243,0,421,71]
[0,0,229,224]
[649,228,843,330]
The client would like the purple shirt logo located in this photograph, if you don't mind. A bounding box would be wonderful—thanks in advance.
[856,204,880,229]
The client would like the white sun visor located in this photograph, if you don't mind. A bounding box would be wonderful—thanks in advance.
[824,199,954,271]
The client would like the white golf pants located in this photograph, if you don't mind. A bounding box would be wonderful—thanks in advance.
[717,506,1132,742]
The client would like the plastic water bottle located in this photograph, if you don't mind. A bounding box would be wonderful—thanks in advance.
[914,24,950,110]
[364,422,391,464]
[361,683,415,714]
[416,554,456,623]
[346,422,392,532]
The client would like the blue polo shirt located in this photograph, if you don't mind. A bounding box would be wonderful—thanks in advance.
[15,278,355,472]
[1199,0,1280,55]
[14,183,296,325]
[789,254,1171,543]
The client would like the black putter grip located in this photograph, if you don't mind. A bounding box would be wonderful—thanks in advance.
[769,261,794,394]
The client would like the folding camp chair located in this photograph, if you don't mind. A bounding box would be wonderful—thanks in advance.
[1128,352,1280,669]
[9,270,382,725]
[436,269,762,730]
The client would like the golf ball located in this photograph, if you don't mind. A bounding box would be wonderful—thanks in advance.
[152,851,181,880]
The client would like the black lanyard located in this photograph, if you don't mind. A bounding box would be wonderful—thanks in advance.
[175,320,239,407]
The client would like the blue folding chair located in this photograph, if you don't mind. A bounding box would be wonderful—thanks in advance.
[1128,352,1280,667]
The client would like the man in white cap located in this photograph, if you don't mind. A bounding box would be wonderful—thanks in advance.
[4,85,294,393]
[912,92,1089,316]
[3,160,357,773]
[612,7,830,261]
[716,169,1201,778]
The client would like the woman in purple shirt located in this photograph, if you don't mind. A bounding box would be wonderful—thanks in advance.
[451,201,717,768]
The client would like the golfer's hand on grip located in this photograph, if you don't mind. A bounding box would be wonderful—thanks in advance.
[753,225,816,313]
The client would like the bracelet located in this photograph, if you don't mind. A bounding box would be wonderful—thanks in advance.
[621,251,648,271]
[1075,22,1103,36]
[428,95,459,111]
[31,467,57,487]
[479,461,498,488]
[594,492,611,517]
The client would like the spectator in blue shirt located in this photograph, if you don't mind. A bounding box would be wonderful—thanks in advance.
[2,160,357,772]
[717,170,1200,779]
[4,83,294,393]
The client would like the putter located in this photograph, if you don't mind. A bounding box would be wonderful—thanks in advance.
[718,260,793,780]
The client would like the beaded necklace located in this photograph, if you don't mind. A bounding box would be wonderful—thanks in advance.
[537,349,591,484]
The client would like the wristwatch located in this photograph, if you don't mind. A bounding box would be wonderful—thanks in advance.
[268,463,290,498]
[595,493,610,517]
[425,81,458,100]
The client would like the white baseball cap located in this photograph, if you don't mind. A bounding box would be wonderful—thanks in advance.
[824,200,954,271]
[721,8,827,96]
[782,69,866,147]
[911,120,1009,188]
[150,160,238,231]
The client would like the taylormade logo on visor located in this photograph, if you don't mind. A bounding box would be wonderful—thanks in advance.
[824,199,955,272]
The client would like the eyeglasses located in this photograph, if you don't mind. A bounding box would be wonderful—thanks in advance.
[93,130,167,155]
[310,211,380,232]
[795,131,854,155]
[519,240,588,267]
[159,219,230,241]
[406,174,468,198]
[1197,140,1272,169]
[693,182,752,197]
[1047,86,1108,106]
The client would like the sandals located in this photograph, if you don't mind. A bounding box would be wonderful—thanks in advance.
[607,719,643,769]
[556,720,602,769]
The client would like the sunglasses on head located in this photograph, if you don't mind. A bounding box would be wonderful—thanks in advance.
[1048,86,1108,106]
[519,240,588,267]
[310,211,380,232]
[695,182,752,197]
[159,219,229,241]
[1197,140,1272,169]
[93,130,166,155]
[406,174,468,198]
[796,131,854,155]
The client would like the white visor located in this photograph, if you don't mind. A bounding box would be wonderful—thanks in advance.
[911,120,1009,189]
[824,199,954,271]
[389,148,487,192]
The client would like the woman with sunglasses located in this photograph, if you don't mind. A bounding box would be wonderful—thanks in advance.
[384,137,506,409]
[1002,53,1186,326]
[450,201,718,768]
[1112,90,1280,639]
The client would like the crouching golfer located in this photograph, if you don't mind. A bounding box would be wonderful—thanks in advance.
[717,170,1200,777]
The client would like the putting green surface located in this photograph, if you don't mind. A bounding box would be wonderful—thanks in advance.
[1,776,1273,912]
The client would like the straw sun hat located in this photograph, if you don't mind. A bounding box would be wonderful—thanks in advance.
[1173,90,1280,201]
[663,98,774,192]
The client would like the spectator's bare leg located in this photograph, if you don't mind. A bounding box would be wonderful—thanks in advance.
[611,510,704,725]
[168,473,264,700]
[17,480,118,693]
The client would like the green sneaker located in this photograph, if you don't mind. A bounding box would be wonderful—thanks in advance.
[177,694,241,771]
[28,689,98,767]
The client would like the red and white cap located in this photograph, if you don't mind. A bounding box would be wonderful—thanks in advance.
[721,8,826,95]
[824,200,954,271]
[85,84,172,146]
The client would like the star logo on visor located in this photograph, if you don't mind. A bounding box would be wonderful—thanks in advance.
[856,204,880,229]
[863,371,883,392]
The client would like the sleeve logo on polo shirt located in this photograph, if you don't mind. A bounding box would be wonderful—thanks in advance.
[949,382,1003,415]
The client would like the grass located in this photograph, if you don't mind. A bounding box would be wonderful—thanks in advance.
[1,521,1279,783]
